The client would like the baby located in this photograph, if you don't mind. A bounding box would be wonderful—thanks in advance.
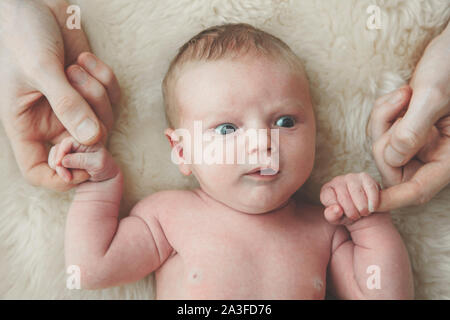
[49,23,414,299]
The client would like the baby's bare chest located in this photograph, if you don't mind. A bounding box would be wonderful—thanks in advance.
[156,207,331,299]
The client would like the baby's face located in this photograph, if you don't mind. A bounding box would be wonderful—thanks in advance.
[172,54,316,213]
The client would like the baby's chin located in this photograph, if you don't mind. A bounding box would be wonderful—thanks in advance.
[223,189,295,214]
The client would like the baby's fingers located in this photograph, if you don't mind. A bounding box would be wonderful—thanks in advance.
[55,137,78,167]
[324,205,344,224]
[48,144,73,183]
[320,185,338,207]
[346,176,369,216]
[321,186,355,225]
[62,148,118,182]
[56,165,72,183]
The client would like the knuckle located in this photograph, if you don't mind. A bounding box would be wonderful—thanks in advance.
[76,154,85,168]
[320,182,331,192]
[331,176,344,184]
[345,173,357,182]
[91,84,108,101]
[346,211,358,221]
[410,179,431,206]
[394,127,419,150]
[358,172,368,179]
[24,172,40,187]
[102,66,115,85]
[54,95,77,117]
[372,139,384,157]
[359,172,372,182]
[63,137,73,146]
[55,183,73,192]
[94,150,108,170]
[417,189,432,206]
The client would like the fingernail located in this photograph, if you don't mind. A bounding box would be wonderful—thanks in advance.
[84,54,97,71]
[70,67,87,85]
[76,118,98,142]
[368,200,374,213]
[49,148,55,168]
[384,145,404,166]
[389,91,403,104]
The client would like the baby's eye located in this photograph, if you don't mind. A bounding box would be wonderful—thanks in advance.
[275,116,295,128]
[215,123,238,135]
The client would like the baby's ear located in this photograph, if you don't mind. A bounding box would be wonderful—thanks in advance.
[164,128,192,176]
[164,128,176,148]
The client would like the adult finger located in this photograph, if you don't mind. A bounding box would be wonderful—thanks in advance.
[361,174,380,213]
[372,129,402,187]
[336,184,360,221]
[377,161,450,212]
[41,0,91,65]
[384,89,449,167]
[346,176,369,216]
[35,59,105,145]
[66,65,114,132]
[368,85,412,141]
[77,52,121,105]
[9,136,90,191]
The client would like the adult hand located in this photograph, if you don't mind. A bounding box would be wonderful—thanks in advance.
[367,86,450,211]
[384,22,449,168]
[0,0,120,191]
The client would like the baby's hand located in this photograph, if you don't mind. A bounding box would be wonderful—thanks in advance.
[320,173,381,225]
[48,137,119,183]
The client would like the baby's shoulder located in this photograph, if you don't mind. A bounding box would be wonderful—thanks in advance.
[131,189,198,219]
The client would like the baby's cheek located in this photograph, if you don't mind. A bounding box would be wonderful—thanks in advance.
[285,143,314,173]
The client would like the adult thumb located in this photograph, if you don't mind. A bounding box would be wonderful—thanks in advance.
[37,62,103,145]
[383,89,438,167]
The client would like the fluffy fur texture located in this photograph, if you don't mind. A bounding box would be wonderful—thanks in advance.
[0,0,449,299]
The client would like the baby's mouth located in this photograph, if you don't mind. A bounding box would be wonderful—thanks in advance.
[245,167,280,178]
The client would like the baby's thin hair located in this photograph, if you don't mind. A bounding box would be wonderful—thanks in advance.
[162,23,305,128]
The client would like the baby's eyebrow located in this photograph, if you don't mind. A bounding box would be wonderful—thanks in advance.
[273,99,305,110]
[197,99,305,126]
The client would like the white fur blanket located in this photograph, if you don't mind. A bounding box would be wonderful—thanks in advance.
[0,0,449,299]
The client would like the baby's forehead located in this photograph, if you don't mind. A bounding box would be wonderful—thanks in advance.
[175,56,306,99]
[177,54,302,78]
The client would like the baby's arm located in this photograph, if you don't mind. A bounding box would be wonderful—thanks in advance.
[49,138,173,289]
[320,173,414,299]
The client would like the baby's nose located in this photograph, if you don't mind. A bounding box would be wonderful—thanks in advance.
[247,128,272,154]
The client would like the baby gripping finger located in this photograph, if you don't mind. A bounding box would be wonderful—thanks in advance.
[62,148,118,182]
[62,152,98,170]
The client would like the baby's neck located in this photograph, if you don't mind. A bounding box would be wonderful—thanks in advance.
[192,187,295,216]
